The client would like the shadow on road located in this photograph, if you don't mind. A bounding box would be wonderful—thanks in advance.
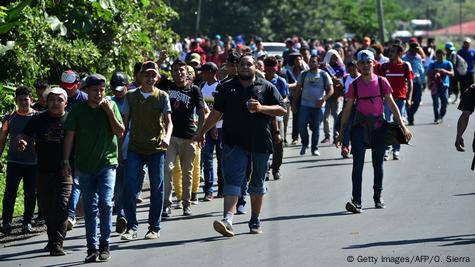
[453,192,475,197]
[342,234,475,249]
[233,211,351,225]
[283,157,347,165]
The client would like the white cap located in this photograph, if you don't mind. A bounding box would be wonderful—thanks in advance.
[464,37,472,43]
[43,87,68,101]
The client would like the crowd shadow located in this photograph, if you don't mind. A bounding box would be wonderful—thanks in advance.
[233,211,351,225]
[283,157,348,165]
[343,234,475,249]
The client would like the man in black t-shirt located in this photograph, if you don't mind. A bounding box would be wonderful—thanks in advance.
[19,87,71,256]
[163,60,205,217]
[197,54,286,237]
[456,84,475,170]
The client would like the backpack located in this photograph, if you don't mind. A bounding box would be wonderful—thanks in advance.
[451,52,468,76]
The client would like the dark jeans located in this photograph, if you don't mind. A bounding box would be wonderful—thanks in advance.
[2,162,37,225]
[38,171,72,246]
[460,72,474,94]
[272,120,284,174]
[432,86,449,121]
[407,82,422,124]
[350,126,386,204]
[201,130,223,194]
[292,111,299,141]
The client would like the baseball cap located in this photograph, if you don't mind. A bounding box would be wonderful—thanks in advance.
[110,71,129,92]
[190,53,201,65]
[464,37,472,43]
[85,74,106,87]
[42,87,68,101]
[199,62,218,73]
[409,37,417,43]
[357,50,375,62]
[60,70,79,90]
[255,51,267,59]
[445,42,455,51]
[140,61,159,74]
[227,50,241,64]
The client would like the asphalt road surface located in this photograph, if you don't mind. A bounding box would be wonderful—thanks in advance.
[1,91,474,267]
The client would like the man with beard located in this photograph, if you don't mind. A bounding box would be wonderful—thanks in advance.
[196,54,286,236]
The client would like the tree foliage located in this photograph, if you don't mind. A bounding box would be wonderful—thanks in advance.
[0,0,178,89]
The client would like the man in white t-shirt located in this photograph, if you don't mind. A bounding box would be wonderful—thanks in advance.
[199,62,222,201]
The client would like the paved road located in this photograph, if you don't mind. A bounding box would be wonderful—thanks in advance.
[1,92,474,267]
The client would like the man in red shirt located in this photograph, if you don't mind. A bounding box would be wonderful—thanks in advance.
[380,43,413,160]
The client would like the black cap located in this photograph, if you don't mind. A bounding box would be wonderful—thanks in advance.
[110,71,128,91]
[227,50,241,64]
[86,74,106,87]
[199,62,218,73]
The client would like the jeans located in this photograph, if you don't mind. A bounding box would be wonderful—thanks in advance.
[271,120,284,173]
[124,150,165,232]
[38,171,72,246]
[77,166,116,250]
[431,86,449,121]
[2,162,37,225]
[323,97,342,139]
[292,110,299,141]
[201,130,223,194]
[407,82,422,124]
[384,99,405,152]
[67,173,80,220]
[299,105,324,150]
[114,164,146,219]
[222,145,270,196]
[350,126,386,204]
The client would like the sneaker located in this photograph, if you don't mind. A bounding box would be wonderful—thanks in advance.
[50,243,66,256]
[249,218,263,234]
[183,206,192,216]
[213,219,234,237]
[136,197,144,204]
[321,137,330,144]
[311,149,320,156]
[145,230,160,239]
[291,139,298,145]
[174,201,183,209]
[393,150,400,160]
[216,193,224,198]
[21,223,33,234]
[34,217,45,227]
[98,244,111,261]
[341,146,350,158]
[190,193,199,205]
[1,223,12,235]
[162,207,172,218]
[273,171,281,180]
[202,192,213,202]
[236,204,247,215]
[66,217,76,231]
[374,195,386,209]
[120,229,138,241]
[300,146,307,155]
[383,150,390,161]
[115,216,127,234]
[345,200,362,214]
[84,248,98,263]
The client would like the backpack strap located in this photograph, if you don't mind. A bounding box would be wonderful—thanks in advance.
[378,76,384,102]
[352,79,359,106]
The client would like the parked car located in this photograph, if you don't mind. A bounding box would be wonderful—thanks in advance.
[262,42,286,57]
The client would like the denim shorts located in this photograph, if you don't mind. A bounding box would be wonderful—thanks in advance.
[222,144,270,196]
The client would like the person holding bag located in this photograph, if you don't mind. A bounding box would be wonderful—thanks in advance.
[335,50,412,214]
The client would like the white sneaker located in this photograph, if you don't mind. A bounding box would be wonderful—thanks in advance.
[67,217,76,231]
[383,150,390,161]
[393,150,400,160]
[311,149,320,156]
[145,230,160,239]
[213,219,234,237]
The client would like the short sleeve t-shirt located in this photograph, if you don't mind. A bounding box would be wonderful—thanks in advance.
[3,111,37,165]
[428,60,453,88]
[64,102,122,174]
[297,69,333,108]
[168,84,205,139]
[22,111,68,173]
[380,61,414,100]
[347,75,392,116]
[201,81,223,128]
[213,77,284,153]
[458,87,475,113]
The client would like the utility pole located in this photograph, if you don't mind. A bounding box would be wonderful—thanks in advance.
[376,0,385,43]
[195,0,202,37]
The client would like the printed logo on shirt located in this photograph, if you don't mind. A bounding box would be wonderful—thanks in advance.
[169,90,191,110]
